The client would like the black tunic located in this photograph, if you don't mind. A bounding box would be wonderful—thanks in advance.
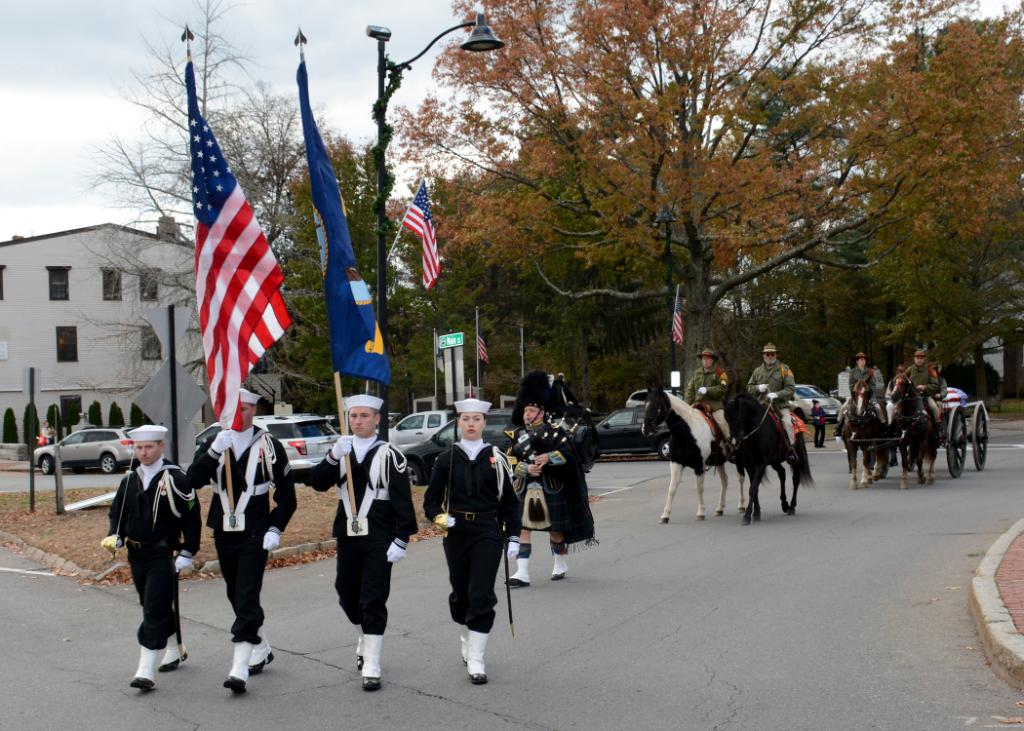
[424,445,521,535]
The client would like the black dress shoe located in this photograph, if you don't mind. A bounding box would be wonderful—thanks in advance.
[129,676,154,691]
[158,651,186,673]
[470,673,488,685]
[356,654,364,671]
[249,652,274,675]
[362,677,381,691]
[506,578,530,588]
[550,573,566,581]
[223,676,247,694]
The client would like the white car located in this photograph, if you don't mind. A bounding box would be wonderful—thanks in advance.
[390,410,452,447]
[793,384,841,423]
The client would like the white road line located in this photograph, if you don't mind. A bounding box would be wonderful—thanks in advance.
[0,567,56,576]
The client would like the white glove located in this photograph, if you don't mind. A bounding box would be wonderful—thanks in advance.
[386,541,406,563]
[507,540,520,561]
[174,555,193,573]
[767,392,778,401]
[262,531,280,551]
[331,435,354,460]
[446,516,456,527]
[698,387,707,395]
[211,429,233,454]
[758,384,769,393]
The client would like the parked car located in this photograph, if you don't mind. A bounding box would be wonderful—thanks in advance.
[390,410,452,447]
[625,389,680,408]
[596,406,671,459]
[402,410,514,486]
[793,385,841,423]
[193,414,337,484]
[34,428,134,475]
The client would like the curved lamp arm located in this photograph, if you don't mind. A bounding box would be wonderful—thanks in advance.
[390,21,474,73]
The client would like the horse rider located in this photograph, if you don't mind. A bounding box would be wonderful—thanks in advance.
[746,343,797,457]
[835,352,886,436]
[904,348,942,426]
[684,347,731,445]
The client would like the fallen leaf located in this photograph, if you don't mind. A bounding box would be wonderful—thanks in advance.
[999,717,1024,724]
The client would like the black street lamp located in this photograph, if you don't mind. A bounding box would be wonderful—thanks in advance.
[367,13,503,438]
[655,205,678,376]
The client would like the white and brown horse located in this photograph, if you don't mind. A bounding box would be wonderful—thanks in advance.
[642,386,745,522]
[842,379,887,490]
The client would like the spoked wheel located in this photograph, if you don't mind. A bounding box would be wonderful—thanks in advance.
[972,402,989,471]
[946,407,967,478]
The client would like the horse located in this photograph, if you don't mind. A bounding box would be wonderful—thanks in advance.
[888,375,938,487]
[641,386,745,522]
[724,392,813,525]
[842,379,887,490]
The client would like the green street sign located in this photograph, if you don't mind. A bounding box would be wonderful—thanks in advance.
[438,332,464,350]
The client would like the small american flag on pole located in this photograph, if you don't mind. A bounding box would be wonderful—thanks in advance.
[671,285,684,345]
[401,181,440,289]
[187,56,292,429]
[477,333,489,364]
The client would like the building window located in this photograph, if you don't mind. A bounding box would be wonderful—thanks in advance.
[141,327,162,360]
[139,270,158,301]
[0,265,5,299]
[48,267,70,301]
[56,326,78,362]
[102,268,122,301]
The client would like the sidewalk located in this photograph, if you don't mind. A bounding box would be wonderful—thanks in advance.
[971,518,1024,687]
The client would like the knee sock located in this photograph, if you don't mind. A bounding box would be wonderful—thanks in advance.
[551,541,567,575]
[513,542,531,581]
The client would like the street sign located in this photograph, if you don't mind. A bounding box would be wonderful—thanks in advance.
[438,332,464,350]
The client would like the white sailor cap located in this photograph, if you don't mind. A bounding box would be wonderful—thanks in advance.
[239,388,261,405]
[345,394,384,411]
[127,424,168,442]
[454,398,491,414]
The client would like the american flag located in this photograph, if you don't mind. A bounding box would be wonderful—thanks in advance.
[187,57,292,430]
[477,333,489,364]
[401,181,440,289]
[671,285,684,345]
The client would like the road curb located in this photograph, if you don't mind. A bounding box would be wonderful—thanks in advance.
[970,517,1024,688]
[0,528,96,580]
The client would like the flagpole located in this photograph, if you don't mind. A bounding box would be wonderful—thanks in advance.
[386,179,420,262]
[432,328,439,409]
[475,307,481,397]
[333,372,361,536]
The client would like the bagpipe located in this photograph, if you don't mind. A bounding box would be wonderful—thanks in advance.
[507,375,600,473]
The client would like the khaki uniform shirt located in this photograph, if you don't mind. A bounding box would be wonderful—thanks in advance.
[684,367,730,411]
[747,361,796,413]
[904,363,940,398]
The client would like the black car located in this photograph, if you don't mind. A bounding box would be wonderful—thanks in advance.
[402,410,514,486]
[596,406,671,459]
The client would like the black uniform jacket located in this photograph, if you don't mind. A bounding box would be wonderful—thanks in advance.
[309,442,418,545]
[424,444,521,536]
[187,428,296,537]
[108,460,201,556]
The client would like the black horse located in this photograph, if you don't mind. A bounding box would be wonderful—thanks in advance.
[888,375,938,487]
[642,386,745,522]
[724,392,813,525]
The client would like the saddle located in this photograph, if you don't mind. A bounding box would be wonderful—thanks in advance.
[693,403,726,443]
[766,409,794,462]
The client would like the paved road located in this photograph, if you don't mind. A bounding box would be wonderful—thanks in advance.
[3,427,1024,730]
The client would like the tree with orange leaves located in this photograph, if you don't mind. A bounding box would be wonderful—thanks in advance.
[400,0,965,380]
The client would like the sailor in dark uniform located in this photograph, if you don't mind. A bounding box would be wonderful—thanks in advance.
[423,399,520,684]
[102,425,200,691]
[186,388,296,693]
[309,394,416,691]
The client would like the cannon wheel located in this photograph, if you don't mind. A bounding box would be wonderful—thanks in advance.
[946,407,967,478]
[972,402,989,471]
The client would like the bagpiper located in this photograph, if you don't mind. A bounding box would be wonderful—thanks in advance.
[683,348,732,442]
[746,343,798,454]
[506,370,596,588]
[309,394,417,691]
[904,349,943,426]
[423,399,520,684]
[102,425,200,691]
[186,388,296,693]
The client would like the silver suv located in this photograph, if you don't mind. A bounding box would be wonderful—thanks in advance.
[34,428,134,475]
[194,414,337,485]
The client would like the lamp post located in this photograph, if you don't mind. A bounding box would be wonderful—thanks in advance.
[655,205,678,376]
[367,13,503,438]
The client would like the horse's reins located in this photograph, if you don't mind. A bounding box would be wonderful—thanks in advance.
[731,399,773,448]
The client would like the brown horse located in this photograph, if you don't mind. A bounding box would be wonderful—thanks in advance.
[889,375,938,487]
[842,379,887,490]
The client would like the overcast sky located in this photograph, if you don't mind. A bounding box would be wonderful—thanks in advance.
[0,0,1014,241]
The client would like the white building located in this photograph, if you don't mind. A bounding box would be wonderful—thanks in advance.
[0,218,205,436]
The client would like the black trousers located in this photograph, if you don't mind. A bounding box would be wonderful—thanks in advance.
[215,533,268,644]
[335,539,393,634]
[814,424,825,448]
[443,521,502,633]
[128,546,175,650]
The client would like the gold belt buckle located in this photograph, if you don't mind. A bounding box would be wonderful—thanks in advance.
[464,511,475,522]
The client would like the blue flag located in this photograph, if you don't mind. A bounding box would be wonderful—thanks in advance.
[297,60,390,384]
